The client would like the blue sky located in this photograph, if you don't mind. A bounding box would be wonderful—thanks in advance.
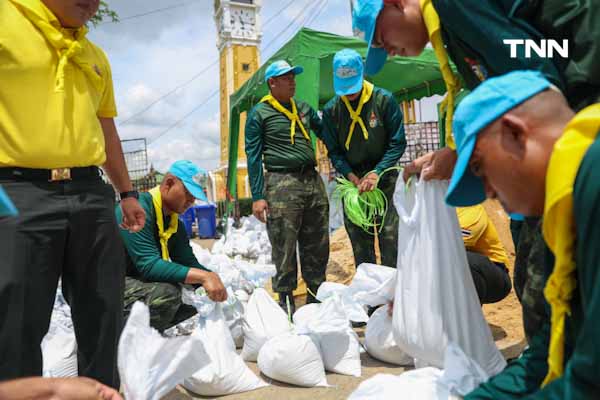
[89,0,439,172]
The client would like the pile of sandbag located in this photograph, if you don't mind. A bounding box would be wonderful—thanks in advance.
[211,215,272,262]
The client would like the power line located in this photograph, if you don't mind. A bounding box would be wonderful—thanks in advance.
[99,1,197,25]
[147,0,320,145]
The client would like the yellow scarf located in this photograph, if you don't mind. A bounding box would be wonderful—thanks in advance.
[542,104,600,385]
[260,94,310,144]
[420,0,461,149]
[149,186,179,261]
[9,0,103,92]
[341,81,374,150]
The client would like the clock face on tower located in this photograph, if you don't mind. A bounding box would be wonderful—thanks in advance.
[230,8,256,38]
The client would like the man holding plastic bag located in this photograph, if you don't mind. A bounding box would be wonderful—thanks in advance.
[321,49,406,268]
[445,70,600,399]
[117,160,227,331]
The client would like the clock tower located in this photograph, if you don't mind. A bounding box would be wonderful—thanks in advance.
[213,0,262,200]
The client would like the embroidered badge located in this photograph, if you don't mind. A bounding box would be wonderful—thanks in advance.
[464,57,488,81]
[369,111,378,128]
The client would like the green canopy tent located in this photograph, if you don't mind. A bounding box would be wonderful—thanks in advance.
[225,27,453,208]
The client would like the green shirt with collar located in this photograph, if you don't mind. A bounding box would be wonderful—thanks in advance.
[321,86,406,178]
[466,129,600,399]
[432,0,600,111]
[116,192,210,283]
[245,98,322,201]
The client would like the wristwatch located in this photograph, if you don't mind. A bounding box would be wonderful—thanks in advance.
[119,190,139,200]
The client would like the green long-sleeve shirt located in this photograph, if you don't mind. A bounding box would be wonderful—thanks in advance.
[116,192,209,283]
[466,129,600,399]
[433,0,600,111]
[321,86,406,178]
[245,98,322,201]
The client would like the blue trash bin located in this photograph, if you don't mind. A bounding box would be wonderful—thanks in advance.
[194,204,216,238]
[179,207,195,238]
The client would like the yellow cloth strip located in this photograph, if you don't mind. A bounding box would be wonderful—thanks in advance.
[261,94,310,144]
[542,104,600,385]
[420,0,460,149]
[9,0,103,92]
[149,186,179,261]
[341,81,374,150]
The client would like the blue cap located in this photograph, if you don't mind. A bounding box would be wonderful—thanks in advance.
[352,0,386,76]
[333,49,364,96]
[446,70,553,207]
[264,60,303,82]
[0,186,17,217]
[168,160,208,201]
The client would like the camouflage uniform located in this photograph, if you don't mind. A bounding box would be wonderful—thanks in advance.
[123,277,196,332]
[343,171,399,268]
[512,218,550,341]
[265,169,329,293]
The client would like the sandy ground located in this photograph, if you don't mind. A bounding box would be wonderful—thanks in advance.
[172,200,525,399]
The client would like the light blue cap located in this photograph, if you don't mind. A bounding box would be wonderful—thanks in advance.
[264,60,303,82]
[168,160,208,201]
[351,0,386,76]
[0,186,17,217]
[446,70,552,207]
[333,49,364,96]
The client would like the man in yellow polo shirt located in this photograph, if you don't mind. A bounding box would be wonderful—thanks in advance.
[0,0,145,388]
[457,205,511,304]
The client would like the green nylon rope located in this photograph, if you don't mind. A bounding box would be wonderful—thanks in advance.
[333,166,410,235]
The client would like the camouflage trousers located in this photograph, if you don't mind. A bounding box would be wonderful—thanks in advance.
[343,171,399,268]
[513,218,551,341]
[265,169,329,294]
[123,277,196,332]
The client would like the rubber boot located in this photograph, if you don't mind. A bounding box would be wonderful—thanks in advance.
[278,292,296,316]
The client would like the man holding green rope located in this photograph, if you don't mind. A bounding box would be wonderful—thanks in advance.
[321,49,406,268]
[245,60,329,314]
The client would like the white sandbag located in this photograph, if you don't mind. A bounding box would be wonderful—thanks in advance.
[292,303,321,326]
[241,288,293,361]
[182,304,267,396]
[257,333,328,387]
[297,295,361,377]
[348,263,396,307]
[316,282,369,323]
[348,369,451,400]
[392,178,506,376]
[118,302,210,400]
[364,305,412,366]
[42,321,78,377]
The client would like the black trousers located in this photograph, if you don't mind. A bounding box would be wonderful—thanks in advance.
[467,251,512,304]
[0,177,125,388]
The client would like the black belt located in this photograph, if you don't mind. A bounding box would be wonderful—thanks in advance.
[0,166,102,182]
[266,165,316,174]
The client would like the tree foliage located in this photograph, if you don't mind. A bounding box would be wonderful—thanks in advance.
[90,1,119,27]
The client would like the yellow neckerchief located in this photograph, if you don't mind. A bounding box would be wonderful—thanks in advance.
[420,0,461,149]
[340,81,374,150]
[542,104,600,385]
[149,186,179,261]
[9,0,103,92]
[260,94,310,144]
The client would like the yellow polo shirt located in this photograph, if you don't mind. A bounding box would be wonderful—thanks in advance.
[457,204,509,266]
[0,0,117,169]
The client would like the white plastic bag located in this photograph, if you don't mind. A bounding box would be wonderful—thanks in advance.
[316,282,369,323]
[42,287,78,377]
[392,178,505,375]
[364,305,413,366]
[257,332,328,387]
[241,288,293,361]
[182,304,267,396]
[118,302,210,400]
[348,263,396,307]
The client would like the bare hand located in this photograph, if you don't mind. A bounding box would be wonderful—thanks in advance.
[252,200,269,223]
[347,173,361,187]
[200,271,228,302]
[53,377,123,400]
[119,198,146,233]
[387,301,394,317]
[402,147,457,182]
[358,172,379,193]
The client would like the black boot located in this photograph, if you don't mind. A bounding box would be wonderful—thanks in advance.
[278,292,296,316]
